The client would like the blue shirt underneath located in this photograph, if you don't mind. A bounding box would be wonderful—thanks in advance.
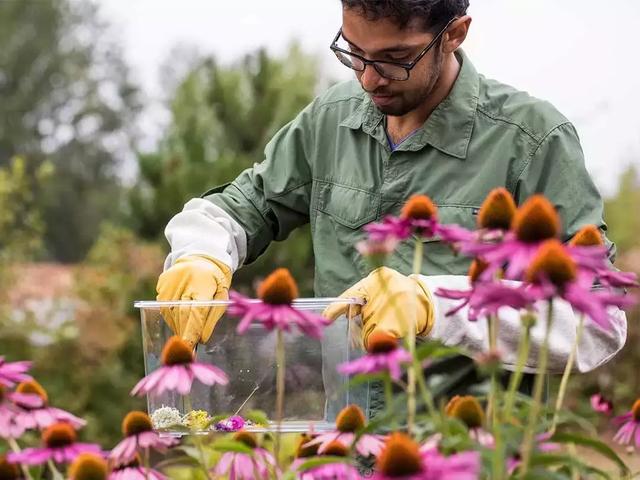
[385,126,421,151]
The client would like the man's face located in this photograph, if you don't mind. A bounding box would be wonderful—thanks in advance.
[341,8,445,116]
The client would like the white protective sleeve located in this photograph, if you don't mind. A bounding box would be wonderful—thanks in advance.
[418,275,628,374]
[163,198,248,272]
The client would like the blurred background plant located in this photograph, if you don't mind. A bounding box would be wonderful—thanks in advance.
[0,0,638,451]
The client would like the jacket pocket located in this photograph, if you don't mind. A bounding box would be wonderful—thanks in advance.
[315,181,380,229]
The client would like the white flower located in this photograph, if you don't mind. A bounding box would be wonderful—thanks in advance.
[150,406,183,429]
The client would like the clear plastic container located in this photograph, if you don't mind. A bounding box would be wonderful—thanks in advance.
[135,298,368,435]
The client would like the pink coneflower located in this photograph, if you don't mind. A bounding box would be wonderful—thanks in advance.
[612,399,640,447]
[297,440,362,480]
[7,422,102,466]
[131,336,228,397]
[109,411,177,467]
[228,268,330,339]
[456,195,562,281]
[68,453,108,480]
[213,431,276,480]
[525,240,635,331]
[445,396,493,448]
[372,433,480,480]
[9,380,85,435]
[0,384,43,439]
[365,195,439,243]
[108,456,167,480]
[476,188,517,231]
[356,236,400,265]
[338,331,411,381]
[438,281,534,321]
[0,357,31,388]
[304,405,385,457]
[438,188,516,250]
[568,225,639,289]
[434,259,534,320]
[590,394,613,414]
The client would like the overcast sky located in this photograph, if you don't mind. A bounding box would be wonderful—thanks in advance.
[100,0,640,196]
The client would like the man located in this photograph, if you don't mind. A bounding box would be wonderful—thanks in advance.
[157,0,627,395]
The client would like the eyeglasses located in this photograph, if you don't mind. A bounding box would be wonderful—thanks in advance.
[329,17,457,81]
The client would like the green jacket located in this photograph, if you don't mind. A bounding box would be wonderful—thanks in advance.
[204,49,613,297]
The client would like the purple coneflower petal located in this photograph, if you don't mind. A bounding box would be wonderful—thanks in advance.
[190,363,229,386]
[0,358,32,387]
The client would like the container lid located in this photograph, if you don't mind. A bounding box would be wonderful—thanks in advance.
[134,297,364,309]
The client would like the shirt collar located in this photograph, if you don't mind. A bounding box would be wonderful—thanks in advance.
[339,49,479,159]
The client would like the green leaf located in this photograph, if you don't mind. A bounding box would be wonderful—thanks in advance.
[295,456,354,472]
[528,453,611,479]
[546,409,597,435]
[245,409,269,426]
[211,438,254,455]
[174,445,204,461]
[415,340,463,361]
[154,456,202,469]
[521,469,570,480]
[549,432,630,476]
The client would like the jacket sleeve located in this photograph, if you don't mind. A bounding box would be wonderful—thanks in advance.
[418,275,627,374]
[163,101,317,270]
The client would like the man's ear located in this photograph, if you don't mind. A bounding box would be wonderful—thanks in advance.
[442,15,472,54]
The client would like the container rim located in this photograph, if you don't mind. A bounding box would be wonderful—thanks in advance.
[134,297,364,308]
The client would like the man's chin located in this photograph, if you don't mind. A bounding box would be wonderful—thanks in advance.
[375,103,411,116]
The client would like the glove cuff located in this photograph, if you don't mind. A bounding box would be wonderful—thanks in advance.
[177,254,232,288]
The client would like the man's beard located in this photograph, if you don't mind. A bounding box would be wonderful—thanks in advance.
[373,53,443,117]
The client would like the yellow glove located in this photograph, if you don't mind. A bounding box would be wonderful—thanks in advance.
[323,267,435,349]
[156,255,232,348]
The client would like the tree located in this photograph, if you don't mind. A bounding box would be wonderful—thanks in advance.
[0,157,50,264]
[604,164,640,254]
[129,43,321,293]
[0,0,141,261]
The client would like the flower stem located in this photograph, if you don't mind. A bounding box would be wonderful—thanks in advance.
[47,459,64,480]
[407,238,423,435]
[488,314,504,480]
[143,448,151,480]
[274,328,286,469]
[520,299,554,476]
[384,375,393,411]
[550,314,584,435]
[415,360,439,422]
[192,435,213,479]
[7,438,34,480]
[183,394,194,415]
[486,314,499,422]
[504,313,534,416]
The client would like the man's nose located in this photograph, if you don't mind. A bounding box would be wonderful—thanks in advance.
[359,64,390,92]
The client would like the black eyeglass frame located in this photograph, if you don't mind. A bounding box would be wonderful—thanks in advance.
[329,17,458,81]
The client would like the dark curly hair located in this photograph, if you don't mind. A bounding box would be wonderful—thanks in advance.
[341,0,469,32]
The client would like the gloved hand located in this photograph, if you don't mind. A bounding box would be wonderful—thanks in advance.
[323,267,435,349]
[156,255,232,348]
